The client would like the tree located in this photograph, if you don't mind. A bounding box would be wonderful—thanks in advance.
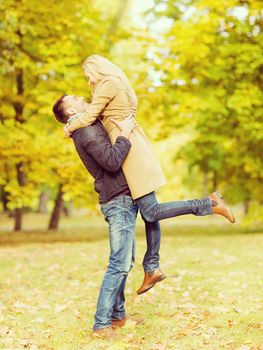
[0,0,132,230]
[147,0,263,206]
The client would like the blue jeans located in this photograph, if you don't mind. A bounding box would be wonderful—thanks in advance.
[93,195,138,330]
[135,191,213,272]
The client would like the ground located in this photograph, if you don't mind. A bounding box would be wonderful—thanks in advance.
[0,213,262,350]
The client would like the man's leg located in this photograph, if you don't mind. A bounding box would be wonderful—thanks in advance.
[112,229,136,321]
[111,273,128,321]
[93,195,138,331]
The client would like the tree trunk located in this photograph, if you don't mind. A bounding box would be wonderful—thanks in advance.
[14,208,23,231]
[48,185,64,230]
[63,201,72,217]
[14,161,26,231]
[13,66,26,231]
[243,200,250,215]
[106,0,130,50]
[37,192,49,213]
[203,173,209,197]
[212,172,218,190]
[0,185,9,212]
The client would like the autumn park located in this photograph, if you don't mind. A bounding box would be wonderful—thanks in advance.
[0,0,262,349]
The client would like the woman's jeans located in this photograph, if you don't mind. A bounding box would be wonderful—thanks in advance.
[93,195,138,330]
[135,191,213,273]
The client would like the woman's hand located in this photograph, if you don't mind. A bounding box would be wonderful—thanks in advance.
[110,115,138,139]
[64,124,72,138]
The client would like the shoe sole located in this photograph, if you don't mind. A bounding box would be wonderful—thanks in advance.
[93,329,120,340]
[112,317,145,328]
[214,191,235,223]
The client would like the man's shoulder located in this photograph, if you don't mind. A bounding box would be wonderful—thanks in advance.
[71,119,106,144]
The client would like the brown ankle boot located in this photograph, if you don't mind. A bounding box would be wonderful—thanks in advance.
[93,326,120,339]
[208,191,235,223]
[137,267,166,295]
[111,316,145,328]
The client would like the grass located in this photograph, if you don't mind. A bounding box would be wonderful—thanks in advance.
[0,214,262,350]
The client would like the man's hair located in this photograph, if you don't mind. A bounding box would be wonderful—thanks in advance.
[52,95,69,123]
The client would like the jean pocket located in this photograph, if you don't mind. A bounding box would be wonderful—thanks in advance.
[100,202,119,223]
[100,204,111,222]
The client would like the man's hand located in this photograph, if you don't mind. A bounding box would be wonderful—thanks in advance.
[110,115,138,139]
[64,124,72,138]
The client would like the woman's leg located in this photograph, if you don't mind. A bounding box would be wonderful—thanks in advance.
[135,215,166,295]
[135,191,213,223]
[142,218,161,272]
[135,192,212,295]
[135,191,233,295]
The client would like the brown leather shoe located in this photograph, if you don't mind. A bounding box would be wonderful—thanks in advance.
[111,316,145,328]
[93,326,120,339]
[208,191,235,223]
[137,267,166,295]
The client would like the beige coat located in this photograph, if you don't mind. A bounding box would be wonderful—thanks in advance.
[67,76,167,199]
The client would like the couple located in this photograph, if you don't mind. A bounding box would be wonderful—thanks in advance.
[52,54,235,338]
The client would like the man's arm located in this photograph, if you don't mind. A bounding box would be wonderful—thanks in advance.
[79,128,132,173]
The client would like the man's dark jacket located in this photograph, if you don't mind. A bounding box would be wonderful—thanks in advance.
[71,119,131,204]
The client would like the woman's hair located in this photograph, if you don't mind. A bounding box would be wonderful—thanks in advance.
[52,95,69,123]
[82,55,138,107]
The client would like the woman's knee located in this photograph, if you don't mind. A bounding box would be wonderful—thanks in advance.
[140,209,158,223]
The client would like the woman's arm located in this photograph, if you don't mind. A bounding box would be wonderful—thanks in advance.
[66,79,119,134]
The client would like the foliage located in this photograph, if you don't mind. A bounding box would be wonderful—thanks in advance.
[146,0,263,204]
[0,0,262,228]
[0,0,132,225]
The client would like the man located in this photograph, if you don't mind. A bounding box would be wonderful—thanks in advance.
[52,95,141,338]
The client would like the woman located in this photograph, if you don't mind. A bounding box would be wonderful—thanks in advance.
[64,54,235,294]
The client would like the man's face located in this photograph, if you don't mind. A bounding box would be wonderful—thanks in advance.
[63,95,89,116]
